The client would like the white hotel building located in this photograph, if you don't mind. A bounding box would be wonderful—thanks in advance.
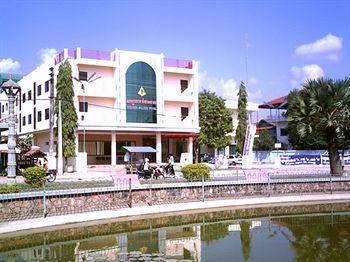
[0,48,200,168]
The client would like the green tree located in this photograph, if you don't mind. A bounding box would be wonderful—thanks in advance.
[195,91,233,161]
[286,90,327,150]
[287,77,350,175]
[17,134,33,154]
[54,60,78,159]
[235,82,248,154]
[240,221,251,262]
[253,130,275,151]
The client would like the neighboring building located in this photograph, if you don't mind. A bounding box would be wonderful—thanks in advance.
[258,95,289,146]
[200,99,259,157]
[0,48,200,168]
[223,100,259,155]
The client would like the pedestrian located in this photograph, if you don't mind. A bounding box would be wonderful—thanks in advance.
[42,157,49,171]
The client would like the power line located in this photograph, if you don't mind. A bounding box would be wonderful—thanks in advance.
[0,98,191,119]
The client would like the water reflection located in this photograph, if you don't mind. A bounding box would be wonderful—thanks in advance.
[1,203,350,261]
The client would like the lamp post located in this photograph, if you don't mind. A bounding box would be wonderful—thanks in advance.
[1,79,21,184]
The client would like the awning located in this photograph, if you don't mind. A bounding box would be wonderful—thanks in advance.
[163,133,200,138]
[0,144,21,154]
[23,149,46,158]
[123,146,157,153]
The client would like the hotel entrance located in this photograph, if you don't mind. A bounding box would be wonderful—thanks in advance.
[78,132,197,166]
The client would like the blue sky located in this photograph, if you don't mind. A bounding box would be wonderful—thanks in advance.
[1,0,349,103]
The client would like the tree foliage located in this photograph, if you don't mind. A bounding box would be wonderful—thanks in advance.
[286,90,327,150]
[197,91,233,150]
[54,60,78,159]
[286,77,350,175]
[254,130,275,151]
[17,134,33,154]
[235,82,248,154]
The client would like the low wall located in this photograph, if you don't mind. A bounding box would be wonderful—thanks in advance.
[1,180,350,222]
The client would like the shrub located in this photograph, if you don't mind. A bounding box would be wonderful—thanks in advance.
[0,185,22,194]
[22,166,47,187]
[181,163,210,181]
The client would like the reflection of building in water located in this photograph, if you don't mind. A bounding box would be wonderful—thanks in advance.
[228,220,262,232]
[74,226,201,261]
[74,236,120,262]
[164,226,201,261]
[0,225,201,262]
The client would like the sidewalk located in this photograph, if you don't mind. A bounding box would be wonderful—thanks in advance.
[1,193,350,236]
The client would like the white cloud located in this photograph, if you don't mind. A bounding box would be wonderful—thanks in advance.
[295,33,342,61]
[248,77,259,85]
[199,71,261,101]
[290,64,325,87]
[38,48,57,64]
[199,71,238,99]
[0,58,21,73]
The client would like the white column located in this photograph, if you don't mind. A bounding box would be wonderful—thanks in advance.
[156,132,162,164]
[57,99,63,175]
[111,132,116,166]
[224,146,230,157]
[188,137,193,164]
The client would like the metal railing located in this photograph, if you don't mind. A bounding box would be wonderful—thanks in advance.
[1,174,350,222]
[80,49,111,61]
[164,58,193,69]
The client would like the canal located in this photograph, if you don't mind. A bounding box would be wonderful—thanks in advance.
[1,202,350,261]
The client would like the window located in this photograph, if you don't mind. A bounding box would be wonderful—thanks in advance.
[22,93,26,103]
[38,111,42,122]
[28,90,32,101]
[28,114,32,125]
[45,81,49,92]
[45,108,49,120]
[22,116,26,126]
[5,103,8,111]
[79,71,88,81]
[15,97,18,107]
[181,107,189,120]
[180,80,188,93]
[281,128,288,136]
[79,102,88,112]
[126,62,157,123]
[37,85,42,96]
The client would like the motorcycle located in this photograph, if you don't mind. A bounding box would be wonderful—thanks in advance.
[46,169,57,182]
[156,164,175,178]
[137,165,165,180]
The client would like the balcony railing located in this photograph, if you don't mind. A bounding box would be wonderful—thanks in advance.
[54,51,65,65]
[54,49,112,65]
[80,49,111,61]
[164,58,193,69]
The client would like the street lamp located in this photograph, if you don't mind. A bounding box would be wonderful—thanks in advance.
[1,78,21,184]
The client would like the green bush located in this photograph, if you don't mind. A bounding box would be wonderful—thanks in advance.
[22,166,47,187]
[0,185,22,194]
[181,163,210,181]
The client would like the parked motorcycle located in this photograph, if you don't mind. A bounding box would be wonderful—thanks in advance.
[46,169,57,182]
[156,165,175,178]
[137,165,165,180]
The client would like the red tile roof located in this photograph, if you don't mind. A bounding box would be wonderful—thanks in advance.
[259,95,288,109]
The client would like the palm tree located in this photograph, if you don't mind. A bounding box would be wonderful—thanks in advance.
[287,77,350,175]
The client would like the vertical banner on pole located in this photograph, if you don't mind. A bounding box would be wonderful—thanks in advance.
[242,124,256,168]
